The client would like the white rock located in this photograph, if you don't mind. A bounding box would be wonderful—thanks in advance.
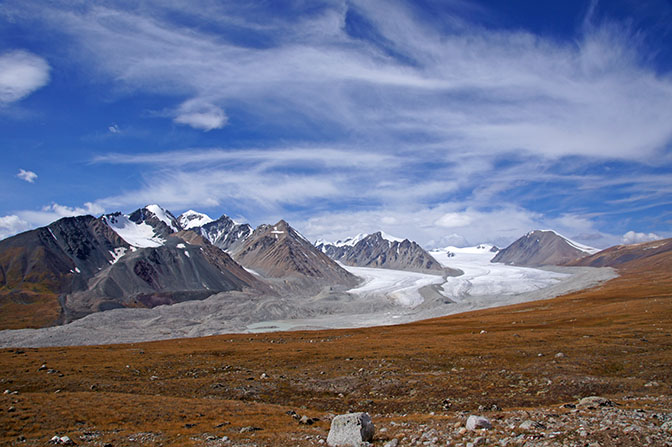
[466,415,492,430]
[327,412,375,446]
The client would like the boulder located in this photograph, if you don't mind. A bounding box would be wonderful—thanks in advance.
[466,415,492,430]
[327,412,375,446]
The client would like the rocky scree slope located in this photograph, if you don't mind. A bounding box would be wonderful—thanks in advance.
[316,232,444,274]
[232,220,360,293]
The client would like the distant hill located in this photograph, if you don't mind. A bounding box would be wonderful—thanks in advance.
[566,238,672,269]
[491,230,597,267]
[316,232,444,274]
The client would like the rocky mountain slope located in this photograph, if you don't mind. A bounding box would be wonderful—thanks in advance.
[316,232,444,274]
[233,220,359,293]
[193,214,253,252]
[0,215,130,328]
[491,230,597,267]
[0,207,267,329]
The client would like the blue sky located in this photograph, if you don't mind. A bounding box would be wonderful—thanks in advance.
[1,0,671,248]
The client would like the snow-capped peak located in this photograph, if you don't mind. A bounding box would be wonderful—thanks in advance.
[144,204,180,232]
[378,231,404,243]
[317,231,406,248]
[178,210,214,230]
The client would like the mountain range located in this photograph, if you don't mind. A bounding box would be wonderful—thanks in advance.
[316,232,445,274]
[1,204,670,331]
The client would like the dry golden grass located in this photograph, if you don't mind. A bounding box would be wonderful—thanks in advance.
[1,256,671,446]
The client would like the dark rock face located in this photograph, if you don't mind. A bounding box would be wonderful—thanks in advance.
[317,232,444,274]
[195,215,252,252]
[62,235,264,321]
[491,230,593,267]
[0,215,129,291]
[233,220,359,293]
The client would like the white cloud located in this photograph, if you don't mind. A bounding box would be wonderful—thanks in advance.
[16,169,37,183]
[0,215,31,240]
[108,124,120,133]
[0,50,50,103]
[622,230,661,245]
[173,100,228,131]
[17,202,106,227]
[435,212,473,228]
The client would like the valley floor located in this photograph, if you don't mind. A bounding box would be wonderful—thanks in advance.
[1,257,671,446]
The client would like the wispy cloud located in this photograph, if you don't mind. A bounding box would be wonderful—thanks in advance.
[0,50,50,104]
[16,169,37,183]
[1,1,670,246]
[6,1,672,159]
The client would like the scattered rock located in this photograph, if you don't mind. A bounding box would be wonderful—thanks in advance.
[466,415,492,430]
[50,436,75,445]
[554,352,565,358]
[383,439,399,447]
[240,426,262,433]
[327,412,375,446]
[299,415,313,425]
[577,396,614,409]
[519,420,544,430]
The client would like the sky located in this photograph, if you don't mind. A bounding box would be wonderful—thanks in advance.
[1,0,671,249]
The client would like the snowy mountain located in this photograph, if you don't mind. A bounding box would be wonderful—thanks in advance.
[491,230,597,267]
[177,210,214,230]
[316,232,444,274]
[233,220,359,293]
[102,204,181,248]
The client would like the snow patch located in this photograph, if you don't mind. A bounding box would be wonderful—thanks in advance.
[103,214,165,248]
[108,247,128,264]
[176,243,186,249]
